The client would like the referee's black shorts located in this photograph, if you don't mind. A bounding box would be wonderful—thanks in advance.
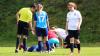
[68,30,80,39]
[17,20,29,36]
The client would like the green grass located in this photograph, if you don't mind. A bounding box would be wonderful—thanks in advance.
[0,47,100,56]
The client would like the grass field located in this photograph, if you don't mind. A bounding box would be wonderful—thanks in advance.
[0,47,100,56]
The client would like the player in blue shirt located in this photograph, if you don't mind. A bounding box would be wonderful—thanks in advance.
[33,4,50,53]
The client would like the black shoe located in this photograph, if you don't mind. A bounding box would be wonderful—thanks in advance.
[15,49,18,53]
[24,48,27,51]
[23,48,27,53]
[19,48,21,50]
[19,45,24,50]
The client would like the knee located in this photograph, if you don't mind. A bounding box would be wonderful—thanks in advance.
[76,39,80,44]
[23,35,27,39]
[17,35,21,39]
[70,38,74,43]
[38,37,42,41]
[70,41,74,44]
[44,36,48,41]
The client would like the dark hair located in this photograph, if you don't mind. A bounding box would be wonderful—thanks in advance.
[30,4,36,8]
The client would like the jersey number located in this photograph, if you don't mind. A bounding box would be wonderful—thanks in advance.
[38,16,45,22]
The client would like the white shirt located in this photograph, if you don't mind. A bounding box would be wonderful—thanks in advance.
[55,28,68,39]
[67,10,82,30]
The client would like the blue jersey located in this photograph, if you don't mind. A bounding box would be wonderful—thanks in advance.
[34,11,48,28]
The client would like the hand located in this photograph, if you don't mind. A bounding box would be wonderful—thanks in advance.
[17,22,18,25]
[77,26,80,30]
[65,28,68,32]
[65,26,68,31]
[16,21,18,26]
[31,30,35,35]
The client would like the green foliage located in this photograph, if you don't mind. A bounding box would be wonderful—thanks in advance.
[0,0,100,44]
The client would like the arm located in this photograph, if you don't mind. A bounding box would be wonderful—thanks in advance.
[33,13,37,33]
[65,21,68,31]
[16,12,20,25]
[65,17,68,32]
[27,11,35,34]
[28,21,33,31]
[16,9,22,25]
[47,19,49,29]
[77,18,82,30]
[65,22,68,34]
[77,11,82,30]
[46,14,49,29]
[29,21,35,35]
[33,21,36,30]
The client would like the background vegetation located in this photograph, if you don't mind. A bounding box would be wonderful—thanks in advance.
[0,0,100,47]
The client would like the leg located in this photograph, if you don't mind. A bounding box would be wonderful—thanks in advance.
[58,37,63,48]
[19,37,23,50]
[74,30,80,55]
[16,21,22,53]
[48,39,53,49]
[61,39,63,48]
[22,35,27,51]
[75,39,80,54]
[54,38,60,48]
[38,36,43,52]
[15,35,21,53]
[35,27,43,52]
[64,36,69,48]
[42,28,50,52]
[52,43,55,49]
[70,37,74,56]
[44,36,50,51]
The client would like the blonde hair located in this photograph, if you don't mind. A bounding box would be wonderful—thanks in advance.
[68,2,77,9]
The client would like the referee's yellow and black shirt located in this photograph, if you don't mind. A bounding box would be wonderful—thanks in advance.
[18,7,32,23]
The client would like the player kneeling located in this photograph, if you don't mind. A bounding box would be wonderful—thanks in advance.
[48,27,59,52]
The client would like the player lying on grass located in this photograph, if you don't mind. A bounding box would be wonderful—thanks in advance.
[28,44,43,52]
[15,4,36,53]
[19,27,59,52]
[27,43,55,52]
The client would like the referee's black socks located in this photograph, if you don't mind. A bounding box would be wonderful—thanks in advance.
[23,38,27,51]
[16,38,20,49]
[70,43,74,53]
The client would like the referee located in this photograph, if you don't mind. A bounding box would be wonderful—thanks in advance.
[15,4,36,53]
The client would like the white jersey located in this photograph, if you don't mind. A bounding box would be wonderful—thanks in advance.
[67,10,82,30]
[55,28,68,39]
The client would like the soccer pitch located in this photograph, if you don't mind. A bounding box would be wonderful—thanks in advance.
[0,47,100,56]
